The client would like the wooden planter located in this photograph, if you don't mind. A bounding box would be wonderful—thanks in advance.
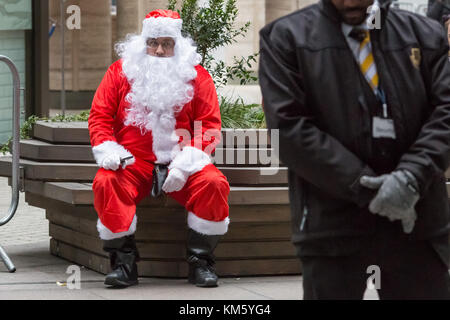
[0,121,301,277]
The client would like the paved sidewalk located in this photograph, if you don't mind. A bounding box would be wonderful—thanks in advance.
[0,177,379,300]
[0,178,49,246]
[0,241,305,300]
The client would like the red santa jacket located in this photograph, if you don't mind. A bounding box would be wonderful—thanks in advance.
[88,60,222,175]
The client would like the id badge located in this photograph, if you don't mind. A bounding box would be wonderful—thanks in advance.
[372,116,396,139]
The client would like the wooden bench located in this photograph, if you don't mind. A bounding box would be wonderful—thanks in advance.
[1,121,449,276]
[0,121,300,277]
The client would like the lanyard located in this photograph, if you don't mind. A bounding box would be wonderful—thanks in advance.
[376,88,388,118]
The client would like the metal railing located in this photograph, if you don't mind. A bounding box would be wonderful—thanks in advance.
[0,55,22,273]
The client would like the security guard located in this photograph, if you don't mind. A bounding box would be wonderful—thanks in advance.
[259,0,450,299]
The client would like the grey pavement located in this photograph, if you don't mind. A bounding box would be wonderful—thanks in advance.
[0,176,379,300]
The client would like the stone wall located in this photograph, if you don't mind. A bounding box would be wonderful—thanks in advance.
[221,0,318,104]
[223,0,318,71]
[116,0,169,42]
[49,0,111,91]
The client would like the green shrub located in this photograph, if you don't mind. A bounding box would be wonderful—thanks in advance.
[49,110,90,123]
[0,111,90,155]
[220,96,265,129]
[167,0,258,88]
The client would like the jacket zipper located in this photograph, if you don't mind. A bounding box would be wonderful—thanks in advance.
[300,205,309,231]
[299,183,308,231]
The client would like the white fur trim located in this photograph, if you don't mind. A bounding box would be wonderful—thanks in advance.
[169,146,211,176]
[149,112,181,164]
[92,140,135,168]
[187,212,229,236]
[162,167,189,193]
[97,215,137,240]
[142,17,182,39]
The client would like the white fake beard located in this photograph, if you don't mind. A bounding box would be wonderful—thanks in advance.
[116,34,200,163]
[123,54,197,134]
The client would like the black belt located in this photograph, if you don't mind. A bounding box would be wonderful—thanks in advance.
[151,164,168,198]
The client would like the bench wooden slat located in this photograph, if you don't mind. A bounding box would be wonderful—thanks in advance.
[0,157,98,181]
[33,121,90,144]
[0,157,288,185]
[50,239,301,277]
[47,208,292,242]
[24,180,290,205]
[49,223,297,260]
[33,121,274,148]
[19,139,280,167]
[27,193,291,224]
[218,167,287,185]
[20,140,94,162]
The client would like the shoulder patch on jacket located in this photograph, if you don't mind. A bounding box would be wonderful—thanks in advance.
[410,47,421,69]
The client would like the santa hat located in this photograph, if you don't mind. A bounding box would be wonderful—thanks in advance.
[141,9,183,39]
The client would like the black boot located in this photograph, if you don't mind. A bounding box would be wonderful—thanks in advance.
[103,235,140,288]
[187,229,221,288]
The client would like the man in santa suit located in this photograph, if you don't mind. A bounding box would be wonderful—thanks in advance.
[88,9,230,288]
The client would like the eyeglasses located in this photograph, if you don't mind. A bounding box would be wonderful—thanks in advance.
[146,38,175,50]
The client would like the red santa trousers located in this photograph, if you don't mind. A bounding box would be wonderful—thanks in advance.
[93,157,230,240]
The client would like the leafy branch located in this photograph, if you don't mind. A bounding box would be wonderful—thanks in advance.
[167,0,258,88]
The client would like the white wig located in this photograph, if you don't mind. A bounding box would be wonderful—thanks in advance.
[113,17,202,163]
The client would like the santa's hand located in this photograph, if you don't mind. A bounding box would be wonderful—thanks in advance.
[93,141,135,171]
[101,153,121,171]
[162,168,189,193]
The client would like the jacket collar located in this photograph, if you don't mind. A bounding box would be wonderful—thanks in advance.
[319,0,392,25]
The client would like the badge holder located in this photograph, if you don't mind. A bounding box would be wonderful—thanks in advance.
[372,88,396,140]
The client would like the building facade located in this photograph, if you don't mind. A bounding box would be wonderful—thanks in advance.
[0,0,430,145]
[0,0,31,144]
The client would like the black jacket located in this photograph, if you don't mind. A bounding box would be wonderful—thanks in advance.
[427,0,450,25]
[259,0,450,255]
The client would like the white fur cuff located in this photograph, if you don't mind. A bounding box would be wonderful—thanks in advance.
[92,140,135,168]
[97,215,137,240]
[169,146,211,176]
[187,212,229,236]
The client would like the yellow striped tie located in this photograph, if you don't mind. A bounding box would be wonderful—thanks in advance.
[358,30,379,92]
